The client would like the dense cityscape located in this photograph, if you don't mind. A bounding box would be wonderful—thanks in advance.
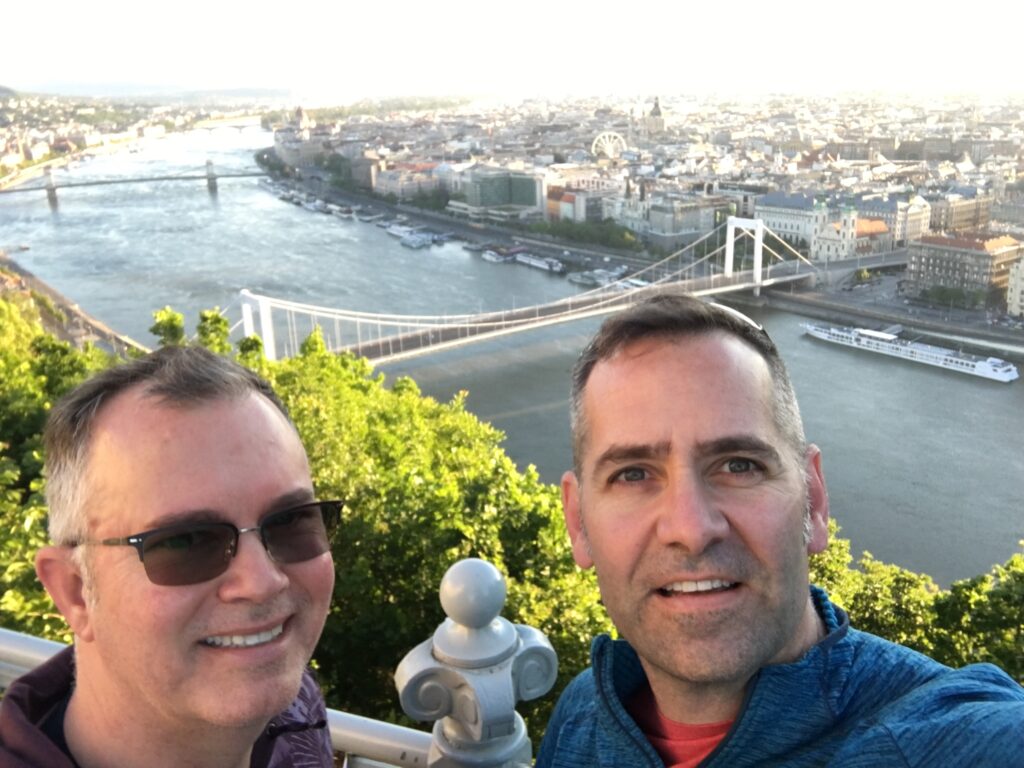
[4,87,1024,321]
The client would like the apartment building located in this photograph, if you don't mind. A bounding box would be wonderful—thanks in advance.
[374,167,439,200]
[1007,259,1024,318]
[546,187,604,223]
[906,233,1023,308]
[754,192,829,254]
[925,188,993,232]
[446,165,544,223]
[646,195,725,251]
[855,195,931,246]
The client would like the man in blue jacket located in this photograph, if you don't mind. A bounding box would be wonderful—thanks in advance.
[537,294,1023,768]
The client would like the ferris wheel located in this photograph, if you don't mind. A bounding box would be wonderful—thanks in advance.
[591,131,627,159]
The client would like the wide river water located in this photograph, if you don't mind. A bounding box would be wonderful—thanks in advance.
[2,127,1021,586]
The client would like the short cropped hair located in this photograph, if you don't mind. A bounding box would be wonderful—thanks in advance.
[44,345,290,546]
[569,292,806,472]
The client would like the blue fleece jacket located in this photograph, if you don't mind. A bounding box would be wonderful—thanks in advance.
[536,588,1024,768]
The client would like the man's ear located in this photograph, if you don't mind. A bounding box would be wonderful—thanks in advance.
[561,471,594,569]
[803,445,830,556]
[36,546,96,642]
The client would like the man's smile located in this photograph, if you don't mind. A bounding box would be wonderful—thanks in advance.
[657,579,739,596]
[200,622,286,648]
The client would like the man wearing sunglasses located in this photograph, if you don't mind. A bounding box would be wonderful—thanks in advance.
[0,346,337,768]
[537,294,1023,768]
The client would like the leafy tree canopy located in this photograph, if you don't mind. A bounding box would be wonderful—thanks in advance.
[0,294,1020,740]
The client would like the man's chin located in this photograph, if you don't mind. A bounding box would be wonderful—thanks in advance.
[192,670,306,730]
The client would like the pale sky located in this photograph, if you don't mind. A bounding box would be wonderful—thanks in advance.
[6,0,1023,103]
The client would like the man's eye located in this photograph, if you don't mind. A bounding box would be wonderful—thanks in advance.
[724,458,757,474]
[615,467,648,483]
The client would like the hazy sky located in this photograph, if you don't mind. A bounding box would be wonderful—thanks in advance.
[7,0,1023,102]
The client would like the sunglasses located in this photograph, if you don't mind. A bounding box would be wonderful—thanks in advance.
[75,500,341,586]
[710,301,768,336]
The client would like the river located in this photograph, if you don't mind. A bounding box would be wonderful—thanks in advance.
[1,127,1021,586]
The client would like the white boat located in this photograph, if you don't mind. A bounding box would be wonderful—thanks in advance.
[567,271,600,286]
[514,253,566,274]
[303,199,329,213]
[802,324,1019,383]
[400,233,433,249]
[386,224,415,238]
[481,250,512,263]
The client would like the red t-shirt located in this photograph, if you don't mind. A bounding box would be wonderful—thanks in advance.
[626,684,733,768]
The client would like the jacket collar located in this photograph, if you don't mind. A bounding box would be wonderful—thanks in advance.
[589,586,853,764]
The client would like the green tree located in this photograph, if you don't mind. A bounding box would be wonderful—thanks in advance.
[260,332,611,726]
[809,518,862,609]
[933,550,1024,682]
[0,297,108,641]
[846,553,939,656]
[196,308,231,354]
[2,294,1022,733]
[0,452,67,641]
[149,305,185,346]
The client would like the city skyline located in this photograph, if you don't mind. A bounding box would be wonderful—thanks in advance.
[8,0,1024,103]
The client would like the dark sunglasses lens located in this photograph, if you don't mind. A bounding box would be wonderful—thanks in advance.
[141,525,236,586]
[262,503,333,564]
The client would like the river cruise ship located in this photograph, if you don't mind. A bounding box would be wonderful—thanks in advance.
[802,324,1018,383]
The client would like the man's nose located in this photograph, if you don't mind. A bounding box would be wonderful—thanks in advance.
[655,475,729,554]
[217,529,289,601]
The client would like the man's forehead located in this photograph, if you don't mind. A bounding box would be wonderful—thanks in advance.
[592,332,772,387]
[579,333,780,455]
[82,388,307,516]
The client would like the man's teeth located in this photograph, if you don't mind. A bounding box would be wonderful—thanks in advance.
[662,579,735,593]
[202,624,284,648]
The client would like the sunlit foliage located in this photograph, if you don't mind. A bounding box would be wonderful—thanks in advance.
[0,295,1020,736]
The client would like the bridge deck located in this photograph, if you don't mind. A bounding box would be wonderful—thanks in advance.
[345,273,812,363]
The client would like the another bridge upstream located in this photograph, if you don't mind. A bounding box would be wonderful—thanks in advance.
[237,218,827,363]
[0,161,267,205]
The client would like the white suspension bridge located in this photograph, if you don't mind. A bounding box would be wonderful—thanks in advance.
[235,217,822,363]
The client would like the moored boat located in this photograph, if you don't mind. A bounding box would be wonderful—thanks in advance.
[803,323,1018,383]
[481,250,513,263]
[400,234,433,249]
[514,253,566,274]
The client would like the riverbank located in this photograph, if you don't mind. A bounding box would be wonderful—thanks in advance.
[0,138,144,191]
[282,169,643,272]
[0,251,148,356]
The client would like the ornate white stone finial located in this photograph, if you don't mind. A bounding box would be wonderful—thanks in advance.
[432,558,518,668]
[394,558,559,767]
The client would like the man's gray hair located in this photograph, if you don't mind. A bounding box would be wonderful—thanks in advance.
[569,292,806,473]
[44,345,291,547]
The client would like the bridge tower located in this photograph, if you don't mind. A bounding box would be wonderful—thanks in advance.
[239,290,278,361]
[725,216,765,296]
[45,168,58,209]
[205,160,217,196]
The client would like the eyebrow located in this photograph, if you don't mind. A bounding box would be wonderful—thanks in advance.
[696,436,784,466]
[591,441,672,479]
[589,435,784,479]
[142,488,316,530]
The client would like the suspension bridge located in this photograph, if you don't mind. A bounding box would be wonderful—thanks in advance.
[235,217,823,363]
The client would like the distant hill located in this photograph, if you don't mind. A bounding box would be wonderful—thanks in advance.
[0,85,17,98]
[180,88,292,100]
[1,82,290,103]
